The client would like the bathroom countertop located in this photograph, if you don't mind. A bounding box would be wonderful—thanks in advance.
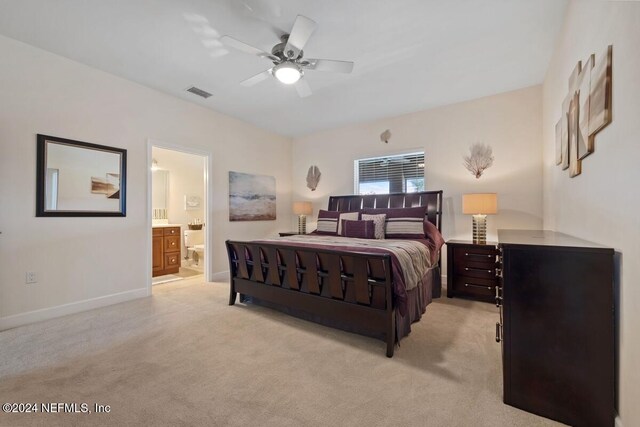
[152,224,182,228]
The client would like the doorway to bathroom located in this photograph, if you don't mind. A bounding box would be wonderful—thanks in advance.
[147,141,210,290]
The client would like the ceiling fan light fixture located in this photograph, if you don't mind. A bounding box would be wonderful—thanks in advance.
[273,62,302,84]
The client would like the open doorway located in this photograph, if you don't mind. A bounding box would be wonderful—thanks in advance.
[147,141,210,291]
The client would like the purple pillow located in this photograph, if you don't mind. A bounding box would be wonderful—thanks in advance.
[316,210,359,235]
[424,220,445,251]
[340,219,376,239]
[362,206,427,238]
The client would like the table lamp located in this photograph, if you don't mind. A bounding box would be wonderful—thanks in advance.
[293,201,313,234]
[462,193,497,244]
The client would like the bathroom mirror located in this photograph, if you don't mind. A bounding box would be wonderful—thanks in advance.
[36,134,127,217]
[152,169,169,221]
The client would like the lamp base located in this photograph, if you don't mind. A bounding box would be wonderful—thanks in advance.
[472,214,487,244]
[297,215,307,235]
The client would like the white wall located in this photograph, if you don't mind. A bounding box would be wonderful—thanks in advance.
[542,2,640,425]
[0,35,292,327]
[292,85,544,272]
[152,147,205,259]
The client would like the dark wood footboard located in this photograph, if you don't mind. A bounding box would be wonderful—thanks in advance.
[226,240,396,357]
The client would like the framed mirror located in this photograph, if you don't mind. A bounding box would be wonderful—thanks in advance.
[36,134,127,217]
[152,169,169,222]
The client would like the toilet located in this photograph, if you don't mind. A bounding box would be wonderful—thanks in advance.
[183,229,205,266]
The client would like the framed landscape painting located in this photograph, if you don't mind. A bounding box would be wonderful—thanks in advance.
[229,171,276,221]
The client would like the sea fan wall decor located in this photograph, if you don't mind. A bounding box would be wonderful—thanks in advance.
[380,129,391,144]
[463,143,494,179]
[306,165,321,191]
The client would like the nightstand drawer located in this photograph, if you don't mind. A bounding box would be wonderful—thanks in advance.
[455,264,496,280]
[452,276,498,299]
[453,247,497,266]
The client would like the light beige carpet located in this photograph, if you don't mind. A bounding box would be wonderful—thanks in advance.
[0,278,562,427]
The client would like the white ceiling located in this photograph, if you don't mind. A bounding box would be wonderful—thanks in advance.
[0,0,567,137]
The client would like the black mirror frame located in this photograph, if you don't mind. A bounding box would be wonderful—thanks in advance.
[36,134,127,217]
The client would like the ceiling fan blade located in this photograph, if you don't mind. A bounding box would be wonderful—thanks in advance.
[221,36,277,61]
[284,15,317,56]
[304,59,354,73]
[295,79,313,98]
[240,68,273,87]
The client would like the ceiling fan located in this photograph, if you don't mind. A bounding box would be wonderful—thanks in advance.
[221,15,354,98]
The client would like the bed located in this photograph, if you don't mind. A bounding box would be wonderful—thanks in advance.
[226,191,443,357]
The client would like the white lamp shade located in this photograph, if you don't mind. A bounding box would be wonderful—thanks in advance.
[462,193,498,215]
[293,201,313,215]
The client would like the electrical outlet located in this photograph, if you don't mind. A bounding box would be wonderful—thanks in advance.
[25,272,37,284]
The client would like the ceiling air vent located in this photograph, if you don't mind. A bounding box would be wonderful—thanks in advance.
[186,86,213,99]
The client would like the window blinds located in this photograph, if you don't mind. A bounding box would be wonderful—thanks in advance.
[354,152,425,194]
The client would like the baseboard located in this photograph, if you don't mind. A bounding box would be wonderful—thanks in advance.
[211,270,230,282]
[0,287,148,331]
[615,414,623,427]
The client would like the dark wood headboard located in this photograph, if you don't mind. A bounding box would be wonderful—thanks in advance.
[327,191,443,232]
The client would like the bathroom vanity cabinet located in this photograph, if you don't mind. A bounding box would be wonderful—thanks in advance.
[152,226,181,277]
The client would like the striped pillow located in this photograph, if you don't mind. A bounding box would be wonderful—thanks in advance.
[316,210,359,235]
[316,210,339,234]
[337,212,360,235]
[341,220,375,239]
[362,206,427,239]
[361,213,386,239]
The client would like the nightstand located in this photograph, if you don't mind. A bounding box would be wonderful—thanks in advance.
[446,240,499,302]
[279,232,306,237]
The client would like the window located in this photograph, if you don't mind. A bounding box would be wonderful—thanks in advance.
[354,152,425,195]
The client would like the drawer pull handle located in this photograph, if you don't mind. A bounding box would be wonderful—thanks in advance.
[496,323,501,343]
[465,267,492,273]
[465,253,493,258]
[464,283,493,290]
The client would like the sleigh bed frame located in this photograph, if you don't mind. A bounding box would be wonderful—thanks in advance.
[226,191,443,357]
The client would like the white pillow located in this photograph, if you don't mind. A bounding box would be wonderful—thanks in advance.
[337,212,360,235]
[361,213,387,239]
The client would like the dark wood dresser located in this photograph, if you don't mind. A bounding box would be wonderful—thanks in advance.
[496,229,614,426]
[152,226,181,277]
[446,240,499,303]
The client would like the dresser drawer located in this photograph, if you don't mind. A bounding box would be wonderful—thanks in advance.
[164,235,180,252]
[152,228,164,237]
[164,226,180,236]
[452,276,497,300]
